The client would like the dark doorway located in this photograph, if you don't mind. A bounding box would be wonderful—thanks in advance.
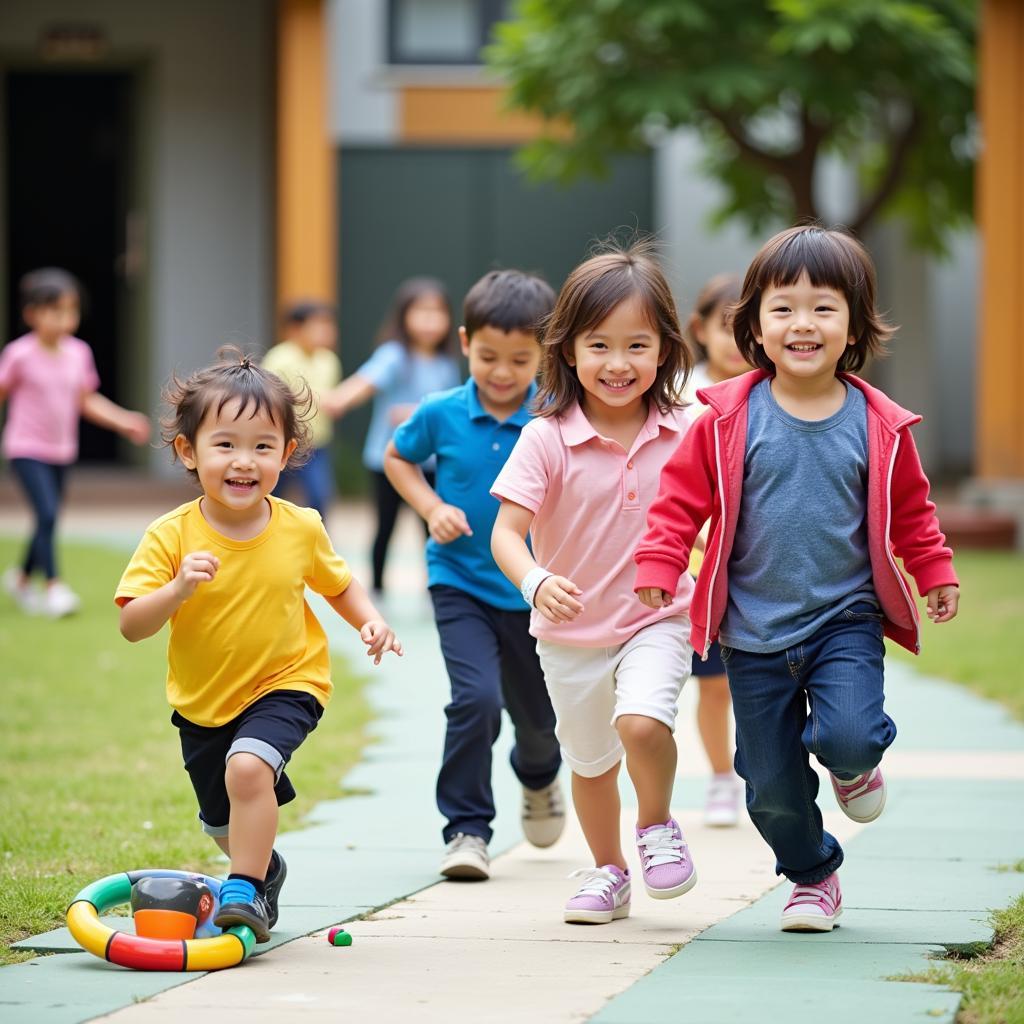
[5,71,135,462]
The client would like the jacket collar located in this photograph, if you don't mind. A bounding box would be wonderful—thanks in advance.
[695,369,920,432]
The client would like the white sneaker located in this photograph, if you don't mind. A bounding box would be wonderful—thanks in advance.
[41,581,81,618]
[3,568,38,614]
[522,779,566,848]
[440,833,490,880]
[704,774,742,827]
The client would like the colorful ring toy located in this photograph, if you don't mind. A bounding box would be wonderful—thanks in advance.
[66,870,256,971]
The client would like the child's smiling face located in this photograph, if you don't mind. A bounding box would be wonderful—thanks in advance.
[175,396,296,521]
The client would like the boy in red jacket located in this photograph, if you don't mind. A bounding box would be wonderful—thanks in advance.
[635,225,959,933]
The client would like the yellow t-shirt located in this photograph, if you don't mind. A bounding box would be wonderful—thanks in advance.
[115,497,352,727]
[262,340,342,449]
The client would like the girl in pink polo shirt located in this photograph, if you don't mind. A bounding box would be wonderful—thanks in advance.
[0,268,150,617]
[491,242,698,925]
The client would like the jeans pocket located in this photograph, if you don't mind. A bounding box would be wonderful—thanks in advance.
[842,601,883,622]
[719,644,734,664]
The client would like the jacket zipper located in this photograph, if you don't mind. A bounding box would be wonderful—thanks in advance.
[882,432,921,653]
[702,417,728,659]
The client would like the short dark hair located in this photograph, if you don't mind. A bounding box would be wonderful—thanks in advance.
[534,240,691,418]
[463,269,556,339]
[282,299,336,327]
[733,225,895,373]
[19,267,81,309]
[160,346,313,479]
[377,277,455,354]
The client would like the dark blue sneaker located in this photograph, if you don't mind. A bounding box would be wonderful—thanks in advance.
[264,851,287,928]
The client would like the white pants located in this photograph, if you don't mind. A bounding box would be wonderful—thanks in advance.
[536,616,691,778]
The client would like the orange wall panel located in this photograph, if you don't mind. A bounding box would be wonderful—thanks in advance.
[400,86,562,144]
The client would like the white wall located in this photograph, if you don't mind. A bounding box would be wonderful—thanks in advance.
[0,0,274,470]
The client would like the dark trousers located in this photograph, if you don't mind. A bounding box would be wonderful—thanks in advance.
[10,458,67,580]
[275,446,334,521]
[370,468,431,592]
[722,601,896,884]
[430,584,562,843]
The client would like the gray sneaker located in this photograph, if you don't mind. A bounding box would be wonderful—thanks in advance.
[264,850,287,928]
[522,780,566,848]
[440,833,490,880]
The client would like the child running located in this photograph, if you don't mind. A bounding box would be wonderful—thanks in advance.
[0,267,151,616]
[635,225,959,932]
[491,243,697,925]
[116,349,400,942]
[321,278,460,596]
[681,274,748,826]
[384,269,564,881]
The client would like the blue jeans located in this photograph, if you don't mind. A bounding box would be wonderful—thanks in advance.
[722,601,896,884]
[10,458,67,580]
[274,446,334,520]
[430,584,561,844]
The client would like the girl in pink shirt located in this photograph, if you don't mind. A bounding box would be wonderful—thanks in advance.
[491,243,699,925]
[0,268,150,617]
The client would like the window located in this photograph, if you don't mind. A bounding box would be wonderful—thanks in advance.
[388,0,509,65]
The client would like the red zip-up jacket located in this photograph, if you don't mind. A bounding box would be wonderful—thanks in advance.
[634,370,958,657]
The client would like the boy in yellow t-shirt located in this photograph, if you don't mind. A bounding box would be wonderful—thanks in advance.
[263,300,342,522]
[116,348,401,943]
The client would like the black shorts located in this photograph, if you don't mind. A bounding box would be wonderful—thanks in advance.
[691,639,726,678]
[172,690,324,836]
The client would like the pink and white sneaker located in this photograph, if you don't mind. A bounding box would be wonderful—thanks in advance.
[635,818,697,899]
[780,872,843,932]
[564,865,630,924]
[830,767,886,823]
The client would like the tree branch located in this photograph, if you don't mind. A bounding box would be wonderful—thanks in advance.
[850,107,922,234]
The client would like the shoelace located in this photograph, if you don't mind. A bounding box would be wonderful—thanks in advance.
[523,785,564,820]
[446,832,486,854]
[785,880,838,913]
[568,867,620,898]
[636,825,687,867]
[834,771,877,801]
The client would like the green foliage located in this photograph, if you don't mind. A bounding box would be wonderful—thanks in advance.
[488,0,977,252]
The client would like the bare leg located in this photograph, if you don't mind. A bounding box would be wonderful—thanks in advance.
[617,714,677,827]
[223,753,277,879]
[571,764,626,870]
[696,675,734,774]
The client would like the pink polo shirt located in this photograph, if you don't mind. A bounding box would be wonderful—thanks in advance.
[0,333,100,464]
[492,400,695,647]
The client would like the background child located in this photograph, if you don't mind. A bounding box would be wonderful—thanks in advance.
[321,278,460,595]
[491,243,697,926]
[384,269,563,881]
[0,267,150,617]
[116,349,400,942]
[682,274,747,827]
[636,225,959,933]
[263,299,342,523]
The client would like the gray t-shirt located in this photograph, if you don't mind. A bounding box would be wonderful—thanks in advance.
[719,378,876,653]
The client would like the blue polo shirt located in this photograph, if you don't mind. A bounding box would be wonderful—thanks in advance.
[392,379,534,610]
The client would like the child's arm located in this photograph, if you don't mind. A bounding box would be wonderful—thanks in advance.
[324,579,402,665]
[319,374,376,420]
[119,551,220,641]
[889,428,960,624]
[491,501,583,623]
[383,440,470,544]
[81,391,151,445]
[634,417,717,608]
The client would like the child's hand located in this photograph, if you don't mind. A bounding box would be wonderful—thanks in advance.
[175,551,220,597]
[637,587,673,609]
[427,503,472,544]
[926,584,959,623]
[534,576,584,624]
[123,412,152,445]
[360,620,403,665]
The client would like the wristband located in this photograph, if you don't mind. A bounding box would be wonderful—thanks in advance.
[520,567,554,608]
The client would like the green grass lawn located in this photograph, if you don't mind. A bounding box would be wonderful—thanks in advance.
[0,536,371,965]
[888,550,1024,721]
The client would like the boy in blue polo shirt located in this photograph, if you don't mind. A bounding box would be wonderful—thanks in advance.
[384,269,562,880]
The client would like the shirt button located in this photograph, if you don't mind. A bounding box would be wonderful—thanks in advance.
[627,491,636,501]
[627,461,633,469]
[492,442,500,451]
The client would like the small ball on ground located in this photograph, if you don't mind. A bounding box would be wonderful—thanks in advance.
[328,926,352,946]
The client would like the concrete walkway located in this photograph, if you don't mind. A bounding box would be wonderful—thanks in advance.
[2,496,1023,1023]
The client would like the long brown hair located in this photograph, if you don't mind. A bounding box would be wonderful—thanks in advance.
[732,225,895,373]
[376,277,455,354]
[534,241,690,417]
